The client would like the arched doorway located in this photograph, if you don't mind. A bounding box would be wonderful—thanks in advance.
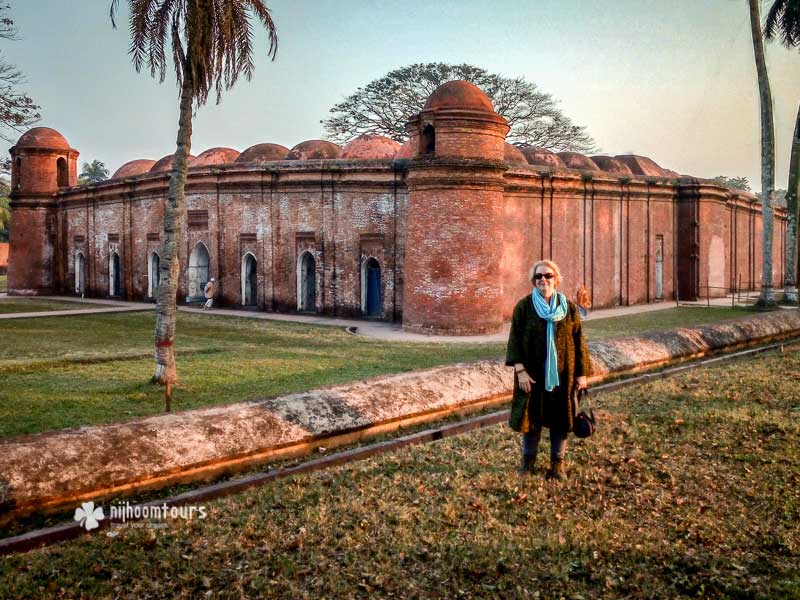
[75,252,85,295]
[241,253,257,306]
[361,257,382,317]
[188,242,210,300]
[109,252,121,297]
[148,252,160,299]
[297,251,316,312]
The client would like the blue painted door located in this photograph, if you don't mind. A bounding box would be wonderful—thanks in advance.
[367,267,381,316]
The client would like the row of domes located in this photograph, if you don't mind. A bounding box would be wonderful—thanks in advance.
[14,126,676,182]
[111,137,404,178]
[113,139,674,179]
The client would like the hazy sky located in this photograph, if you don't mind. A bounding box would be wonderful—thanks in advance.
[3,0,799,191]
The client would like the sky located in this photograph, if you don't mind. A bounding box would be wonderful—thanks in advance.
[2,0,799,192]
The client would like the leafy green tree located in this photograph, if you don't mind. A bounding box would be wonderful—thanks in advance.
[764,0,800,304]
[78,160,110,184]
[711,175,752,191]
[322,63,597,153]
[110,0,278,410]
[749,0,777,307]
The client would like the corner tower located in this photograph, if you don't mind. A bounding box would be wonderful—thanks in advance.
[7,127,78,294]
[402,81,509,334]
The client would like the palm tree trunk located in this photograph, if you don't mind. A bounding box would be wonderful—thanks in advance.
[749,0,777,308]
[153,65,194,410]
[781,102,800,304]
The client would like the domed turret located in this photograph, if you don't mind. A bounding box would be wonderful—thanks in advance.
[7,127,80,295]
[402,81,510,335]
[422,80,495,113]
[10,126,79,193]
[406,80,508,161]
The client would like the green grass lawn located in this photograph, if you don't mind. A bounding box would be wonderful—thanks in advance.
[1,346,797,599]
[0,298,114,314]
[0,306,753,438]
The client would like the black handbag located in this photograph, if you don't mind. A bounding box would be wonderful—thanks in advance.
[572,388,596,438]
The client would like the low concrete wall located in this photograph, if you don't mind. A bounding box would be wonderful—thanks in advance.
[1,310,799,521]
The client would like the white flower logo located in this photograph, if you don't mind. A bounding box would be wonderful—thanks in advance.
[74,501,105,531]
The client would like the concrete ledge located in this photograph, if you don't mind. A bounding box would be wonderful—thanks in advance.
[1,310,799,521]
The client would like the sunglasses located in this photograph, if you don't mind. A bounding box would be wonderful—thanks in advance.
[534,272,555,281]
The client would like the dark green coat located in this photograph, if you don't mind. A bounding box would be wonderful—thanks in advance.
[505,294,592,433]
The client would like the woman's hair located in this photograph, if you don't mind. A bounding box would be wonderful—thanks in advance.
[529,259,562,285]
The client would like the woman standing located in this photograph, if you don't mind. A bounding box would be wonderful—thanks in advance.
[506,260,592,480]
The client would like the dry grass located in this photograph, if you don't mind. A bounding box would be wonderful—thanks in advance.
[1,346,798,599]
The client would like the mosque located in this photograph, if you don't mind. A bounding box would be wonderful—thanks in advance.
[6,81,788,334]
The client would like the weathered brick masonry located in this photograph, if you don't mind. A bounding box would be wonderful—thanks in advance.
[7,81,788,334]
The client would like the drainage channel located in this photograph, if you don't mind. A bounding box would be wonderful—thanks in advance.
[1,337,797,556]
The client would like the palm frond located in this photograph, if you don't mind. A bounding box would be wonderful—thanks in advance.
[111,0,278,106]
[765,0,800,48]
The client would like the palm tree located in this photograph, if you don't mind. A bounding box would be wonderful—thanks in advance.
[110,0,278,410]
[765,0,800,304]
[749,0,777,308]
[79,160,110,184]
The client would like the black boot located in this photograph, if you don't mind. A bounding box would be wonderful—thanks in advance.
[519,453,537,475]
[545,459,566,481]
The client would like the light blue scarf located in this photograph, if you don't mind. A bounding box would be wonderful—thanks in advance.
[532,288,568,391]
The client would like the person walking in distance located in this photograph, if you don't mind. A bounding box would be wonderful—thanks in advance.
[576,282,591,319]
[203,278,216,310]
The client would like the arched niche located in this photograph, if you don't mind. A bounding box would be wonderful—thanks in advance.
[188,242,210,299]
[296,250,317,312]
[241,252,257,306]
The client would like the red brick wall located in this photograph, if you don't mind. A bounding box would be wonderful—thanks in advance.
[10,158,788,330]
[404,163,506,334]
[7,207,55,294]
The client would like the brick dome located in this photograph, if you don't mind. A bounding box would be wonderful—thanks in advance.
[590,156,633,175]
[287,140,342,160]
[112,159,157,179]
[149,153,197,173]
[423,80,494,113]
[341,135,400,159]
[396,140,414,159]
[519,147,566,169]
[236,143,290,162]
[192,147,240,166]
[504,144,528,166]
[15,127,71,150]
[614,155,665,177]
[557,152,600,171]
